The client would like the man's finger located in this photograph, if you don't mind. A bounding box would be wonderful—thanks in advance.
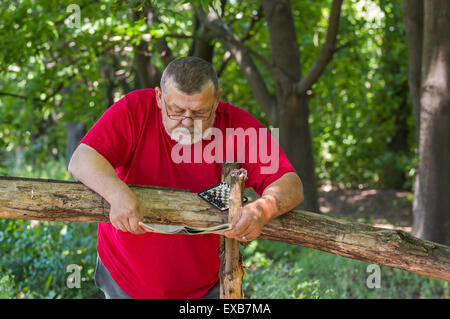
[226,211,246,236]
[113,220,127,233]
[129,217,146,235]
[241,229,259,242]
[114,216,131,233]
[232,214,252,236]
[224,223,250,240]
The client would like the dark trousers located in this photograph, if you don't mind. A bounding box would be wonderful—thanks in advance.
[94,255,220,299]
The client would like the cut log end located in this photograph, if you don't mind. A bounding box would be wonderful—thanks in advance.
[230,168,247,180]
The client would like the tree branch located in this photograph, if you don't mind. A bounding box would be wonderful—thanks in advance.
[296,0,343,94]
[144,2,174,67]
[195,6,277,121]
[261,0,302,84]
[162,33,209,40]
[0,91,43,102]
[130,1,162,89]
[0,78,69,103]
[217,8,262,78]
[164,30,273,72]
[187,11,215,62]
[333,38,360,53]
[217,51,232,77]
[241,5,263,42]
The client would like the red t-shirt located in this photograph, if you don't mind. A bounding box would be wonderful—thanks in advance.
[79,88,296,298]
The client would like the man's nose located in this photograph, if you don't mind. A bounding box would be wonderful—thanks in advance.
[182,116,194,127]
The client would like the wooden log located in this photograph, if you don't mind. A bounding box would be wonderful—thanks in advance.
[0,175,449,282]
[0,175,228,226]
[220,167,246,299]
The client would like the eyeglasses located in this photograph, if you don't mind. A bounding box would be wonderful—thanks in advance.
[162,96,216,121]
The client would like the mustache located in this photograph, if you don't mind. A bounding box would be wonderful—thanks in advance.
[171,126,202,145]
[173,126,196,134]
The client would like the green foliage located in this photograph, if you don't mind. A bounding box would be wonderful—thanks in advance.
[0,0,432,299]
[309,0,415,190]
[0,219,101,298]
[0,157,101,298]
[0,270,17,298]
[0,0,417,190]
[1,223,447,299]
[0,0,133,170]
[242,240,449,299]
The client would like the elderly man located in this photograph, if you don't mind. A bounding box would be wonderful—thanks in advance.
[68,56,303,299]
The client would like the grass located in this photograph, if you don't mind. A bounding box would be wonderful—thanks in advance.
[1,219,448,299]
[242,240,449,299]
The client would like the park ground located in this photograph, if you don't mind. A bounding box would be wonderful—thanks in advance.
[318,185,413,232]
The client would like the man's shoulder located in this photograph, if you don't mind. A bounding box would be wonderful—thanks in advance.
[117,89,156,116]
[124,88,156,103]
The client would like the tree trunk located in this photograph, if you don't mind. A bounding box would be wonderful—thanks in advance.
[403,0,423,141]
[0,175,449,282]
[131,2,169,90]
[261,0,320,212]
[404,0,450,245]
[189,14,215,63]
[194,1,326,213]
[278,93,319,213]
[133,40,161,90]
[65,122,86,167]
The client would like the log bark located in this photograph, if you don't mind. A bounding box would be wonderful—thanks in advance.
[0,176,227,226]
[220,168,246,299]
[0,175,449,282]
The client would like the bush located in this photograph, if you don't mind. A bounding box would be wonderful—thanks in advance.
[0,270,17,298]
[0,219,102,298]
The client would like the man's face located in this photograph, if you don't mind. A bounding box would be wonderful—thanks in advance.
[156,83,222,145]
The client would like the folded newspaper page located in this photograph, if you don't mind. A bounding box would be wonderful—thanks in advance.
[138,222,232,235]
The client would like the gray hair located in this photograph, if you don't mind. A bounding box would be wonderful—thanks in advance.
[160,56,219,96]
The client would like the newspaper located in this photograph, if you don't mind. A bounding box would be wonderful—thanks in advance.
[138,222,232,235]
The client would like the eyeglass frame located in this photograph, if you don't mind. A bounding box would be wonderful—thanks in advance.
[161,94,217,122]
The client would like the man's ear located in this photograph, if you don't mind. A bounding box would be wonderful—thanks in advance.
[155,87,162,109]
[216,88,223,103]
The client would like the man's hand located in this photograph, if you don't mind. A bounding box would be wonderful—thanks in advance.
[222,172,304,242]
[223,199,268,242]
[109,189,146,235]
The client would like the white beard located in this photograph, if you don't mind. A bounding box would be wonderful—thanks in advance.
[171,126,201,145]
[162,113,215,145]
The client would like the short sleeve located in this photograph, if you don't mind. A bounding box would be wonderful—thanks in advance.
[234,113,297,197]
[78,95,136,169]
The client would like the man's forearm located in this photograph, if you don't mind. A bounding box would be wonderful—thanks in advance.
[257,172,304,224]
[68,143,134,205]
[69,143,146,234]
